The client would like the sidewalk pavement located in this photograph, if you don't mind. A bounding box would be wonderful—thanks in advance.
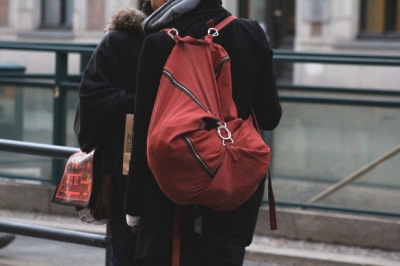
[247,235,400,266]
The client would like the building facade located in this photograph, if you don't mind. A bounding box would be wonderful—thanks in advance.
[2,0,398,87]
[294,0,400,90]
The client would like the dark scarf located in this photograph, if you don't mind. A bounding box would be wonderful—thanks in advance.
[142,0,201,35]
[142,0,223,35]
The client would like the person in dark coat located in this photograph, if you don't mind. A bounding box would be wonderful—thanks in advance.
[124,0,282,265]
[74,7,146,266]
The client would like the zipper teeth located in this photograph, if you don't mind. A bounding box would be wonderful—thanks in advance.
[163,70,209,112]
[183,136,215,177]
[214,56,230,76]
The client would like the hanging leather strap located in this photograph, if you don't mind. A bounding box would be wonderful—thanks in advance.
[268,168,277,230]
[252,110,277,230]
[172,205,181,266]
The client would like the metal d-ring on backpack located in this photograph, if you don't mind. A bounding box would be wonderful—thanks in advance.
[147,14,276,220]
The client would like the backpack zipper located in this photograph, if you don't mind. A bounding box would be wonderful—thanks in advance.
[182,135,215,178]
[163,56,230,112]
[214,56,230,78]
[163,70,210,113]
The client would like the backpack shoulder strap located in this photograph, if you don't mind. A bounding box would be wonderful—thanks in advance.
[214,15,236,31]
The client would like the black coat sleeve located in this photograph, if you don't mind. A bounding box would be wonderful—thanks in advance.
[74,31,137,152]
[124,34,174,216]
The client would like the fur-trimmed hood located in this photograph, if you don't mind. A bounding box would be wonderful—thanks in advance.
[105,7,147,34]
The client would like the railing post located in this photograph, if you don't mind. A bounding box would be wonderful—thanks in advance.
[80,52,92,74]
[52,52,68,185]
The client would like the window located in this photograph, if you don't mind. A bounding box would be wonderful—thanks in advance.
[360,0,400,38]
[41,0,73,29]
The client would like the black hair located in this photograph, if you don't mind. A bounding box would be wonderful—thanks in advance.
[142,1,153,16]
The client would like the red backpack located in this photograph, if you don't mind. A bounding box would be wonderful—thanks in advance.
[147,16,276,218]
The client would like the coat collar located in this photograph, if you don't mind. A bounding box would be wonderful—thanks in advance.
[142,0,202,35]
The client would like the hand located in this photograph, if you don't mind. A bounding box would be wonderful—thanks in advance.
[126,214,140,233]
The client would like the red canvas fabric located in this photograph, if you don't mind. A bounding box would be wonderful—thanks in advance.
[147,16,271,212]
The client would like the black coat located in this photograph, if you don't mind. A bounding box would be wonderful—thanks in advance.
[75,29,144,152]
[125,0,282,260]
[75,28,145,208]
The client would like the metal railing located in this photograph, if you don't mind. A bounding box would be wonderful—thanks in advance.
[268,50,400,216]
[0,42,400,217]
[0,139,110,265]
[0,41,95,183]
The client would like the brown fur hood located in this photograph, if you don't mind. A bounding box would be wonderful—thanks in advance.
[105,7,147,34]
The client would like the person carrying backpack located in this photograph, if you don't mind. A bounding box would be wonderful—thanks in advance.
[124,0,282,265]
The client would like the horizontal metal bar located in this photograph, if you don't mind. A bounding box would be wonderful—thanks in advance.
[0,139,79,159]
[0,74,53,79]
[0,74,82,80]
[0,42,95,53]
[273,55,400,66]
[3,42,400,65]
[0,79,55,88]
[2,76,399,97]
[60,81,80,89]
[279,95,400,107]
[274,174,400,191]
[3,78,400,103]
[278,84,400,97]
[0,41,97,48]
[262,200,400,218]
[275,49,400,60]
[0,220,107,248]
